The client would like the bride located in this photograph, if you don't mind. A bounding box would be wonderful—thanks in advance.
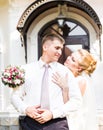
[52,49,99,130]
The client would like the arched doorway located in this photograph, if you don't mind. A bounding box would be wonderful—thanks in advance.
[38,18,89,64]
[17,0,102,63]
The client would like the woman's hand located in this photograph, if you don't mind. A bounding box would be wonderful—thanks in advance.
[52,72,69,90]
[52,72,69,103]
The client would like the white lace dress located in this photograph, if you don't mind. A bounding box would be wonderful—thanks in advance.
[67,74,99,130]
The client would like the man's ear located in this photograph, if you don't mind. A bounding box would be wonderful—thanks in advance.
[43,44,47,51]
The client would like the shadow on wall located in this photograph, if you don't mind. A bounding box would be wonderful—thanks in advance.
[92,62,103,110]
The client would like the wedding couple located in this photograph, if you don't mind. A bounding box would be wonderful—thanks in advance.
[11,33,98,130]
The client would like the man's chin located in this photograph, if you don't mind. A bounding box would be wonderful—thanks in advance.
[55,59,59,62]
[51,57,60,62]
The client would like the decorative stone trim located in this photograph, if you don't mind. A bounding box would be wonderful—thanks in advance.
[17,0,101,33]
[0,112,20,126]
[17,0,48,30]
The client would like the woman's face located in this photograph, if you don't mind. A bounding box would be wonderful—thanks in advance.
[64,52,80,72]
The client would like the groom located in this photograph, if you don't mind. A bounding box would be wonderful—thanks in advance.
[11,33,82,130]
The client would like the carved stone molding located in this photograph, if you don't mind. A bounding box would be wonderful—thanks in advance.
[17,0,101,33]
[16,0,102,63]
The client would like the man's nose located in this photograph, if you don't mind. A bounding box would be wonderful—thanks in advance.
[58,49,62,55]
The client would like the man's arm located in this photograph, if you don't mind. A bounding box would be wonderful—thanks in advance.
[11,88,28,114]
[11,88,42,120]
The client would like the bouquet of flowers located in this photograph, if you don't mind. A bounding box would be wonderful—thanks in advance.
[1,65,25,88]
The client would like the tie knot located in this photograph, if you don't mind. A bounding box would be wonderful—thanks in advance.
[44,64,49,68]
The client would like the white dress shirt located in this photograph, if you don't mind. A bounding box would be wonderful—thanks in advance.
[11,58,82,119]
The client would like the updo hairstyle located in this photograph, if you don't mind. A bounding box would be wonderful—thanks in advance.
[77,49,97,75]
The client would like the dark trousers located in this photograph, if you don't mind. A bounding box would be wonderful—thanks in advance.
[19,116,69,130]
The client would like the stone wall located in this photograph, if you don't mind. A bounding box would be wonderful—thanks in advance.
[0,112,19,130]
[0,112,103,130]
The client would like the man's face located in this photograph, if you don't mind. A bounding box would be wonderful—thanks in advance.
[43,39,63,63]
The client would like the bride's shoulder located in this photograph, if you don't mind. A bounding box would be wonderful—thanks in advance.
[76,75,87,96]
[76,75,86,82]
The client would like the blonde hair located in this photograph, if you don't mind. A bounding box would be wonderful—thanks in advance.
[77,49,97,75]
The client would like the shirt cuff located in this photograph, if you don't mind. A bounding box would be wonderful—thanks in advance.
[52,108,65,119]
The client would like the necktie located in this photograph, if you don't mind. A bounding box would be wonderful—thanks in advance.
[40,64,50,109]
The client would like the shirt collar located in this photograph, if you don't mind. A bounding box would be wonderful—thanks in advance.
[38,57,57,69]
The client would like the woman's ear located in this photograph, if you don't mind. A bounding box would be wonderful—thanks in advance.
[78,66,83,72]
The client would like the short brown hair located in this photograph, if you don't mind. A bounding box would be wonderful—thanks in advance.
[42,33,65,46]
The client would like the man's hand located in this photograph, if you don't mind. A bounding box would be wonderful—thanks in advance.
[25,105,41,119]
[25,106,53,124]
[35,109,53,124]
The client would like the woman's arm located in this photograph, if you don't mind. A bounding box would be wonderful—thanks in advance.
[62,87,69,103]
[52,72,86,104]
